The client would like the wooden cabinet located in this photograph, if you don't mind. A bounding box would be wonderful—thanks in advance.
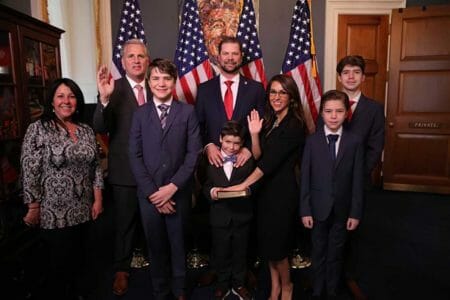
[0,4,64,200]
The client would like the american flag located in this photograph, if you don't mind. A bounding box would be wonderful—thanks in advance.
[237,0,267,87]
[111,0,148,80]
[174,0,213,104]
[282,0,322,133]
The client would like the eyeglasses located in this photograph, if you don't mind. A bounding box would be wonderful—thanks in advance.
[269,90,289,97]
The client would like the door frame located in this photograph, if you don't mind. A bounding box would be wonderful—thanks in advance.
[324,0,406,92]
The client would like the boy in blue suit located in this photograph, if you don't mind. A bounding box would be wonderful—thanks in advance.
[203,121,255,300]
[129,58,201,300]
[300,90,364,298]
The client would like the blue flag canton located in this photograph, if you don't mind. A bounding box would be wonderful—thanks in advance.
[174,0,209,77]
[113,0,147,76]
[282,0,312,73]
[237,0,263,64]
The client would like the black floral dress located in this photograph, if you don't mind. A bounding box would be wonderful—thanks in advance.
[21,120,103,229]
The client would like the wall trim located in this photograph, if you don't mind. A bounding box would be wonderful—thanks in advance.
[324,0,406,91]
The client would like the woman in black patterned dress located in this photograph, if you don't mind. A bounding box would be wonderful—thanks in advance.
[21,78,103,299]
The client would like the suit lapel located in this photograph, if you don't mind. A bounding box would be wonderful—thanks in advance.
[120,78,139,109]
[212,77,228,120]
[146,101,163,140]
[317,129,334,166]
[351,95,369,125]
[232,75,249,119]
[335,131,347,168]
[213,165,230,184]
[161,100,180,139]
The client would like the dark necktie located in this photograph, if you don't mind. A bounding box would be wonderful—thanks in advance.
[327,134,339,161]
[158,104,170,129]
[224,80,234,120]
[347,99,356,121]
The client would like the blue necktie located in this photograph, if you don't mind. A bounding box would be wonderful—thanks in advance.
[223,155,237,164]
[327,134,339,161]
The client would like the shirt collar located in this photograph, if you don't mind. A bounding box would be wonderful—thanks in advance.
[153,97,173,108]
[324,125,343,137]
[352,91,362,103]
[125,75,145,89]
[220,73,240,86]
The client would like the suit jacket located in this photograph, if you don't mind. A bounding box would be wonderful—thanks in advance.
[195,75,265,148]
[128,100,202,201]
[203,158,255,227]
[300,128,364,222]
[346,94,385,177]
[316,94,385,177]
[92,77,151,186]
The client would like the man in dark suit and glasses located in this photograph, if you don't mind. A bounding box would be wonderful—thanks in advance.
[93,39,150,296]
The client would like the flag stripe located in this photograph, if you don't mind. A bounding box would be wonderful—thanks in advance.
[281,0,322,133]
[111,0,147,80]
[174,0,213,103]
[237,0,267,86]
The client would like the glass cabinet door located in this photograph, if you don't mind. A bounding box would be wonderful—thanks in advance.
[23,37,43,85]
[0,30,19,140]
[0,30,13,82]
[42,43,58,84]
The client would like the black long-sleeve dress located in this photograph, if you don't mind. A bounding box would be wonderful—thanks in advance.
[255,111,306,261]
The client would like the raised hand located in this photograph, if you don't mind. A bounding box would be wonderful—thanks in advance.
[247,109,263,135]
[97,65,115,104]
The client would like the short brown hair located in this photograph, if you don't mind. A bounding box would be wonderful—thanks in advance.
[220,120,245,141]
[336,55,365,75]
[319,90,350,113]
[218,36,243,54]
[148,58,178,80]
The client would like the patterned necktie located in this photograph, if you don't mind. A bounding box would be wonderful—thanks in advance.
[135,84,145,106]
[158,104,170,129]
[327,134,339,161]
[224,80,234,120]
[347,99,356,121]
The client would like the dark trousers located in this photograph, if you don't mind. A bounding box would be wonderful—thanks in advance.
[111,184,139,272]
[212,221,250,290]
[139,196,189,299]
[345,186,374,294]
[311,212,348,297]
[39,222,90,300]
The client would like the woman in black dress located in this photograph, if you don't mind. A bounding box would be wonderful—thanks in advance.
[222,74,307,300]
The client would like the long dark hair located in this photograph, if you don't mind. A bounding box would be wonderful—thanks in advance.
[263,74,307,134]
[40,78,85,131]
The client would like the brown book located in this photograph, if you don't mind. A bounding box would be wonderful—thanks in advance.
[217,190,250,199]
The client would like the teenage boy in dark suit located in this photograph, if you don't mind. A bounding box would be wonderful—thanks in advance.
[300,90,364,299]
[336,55,385,297]
[129,58,201,300]
[203,121,255,300]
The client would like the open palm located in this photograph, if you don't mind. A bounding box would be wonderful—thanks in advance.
[247,109,263,135]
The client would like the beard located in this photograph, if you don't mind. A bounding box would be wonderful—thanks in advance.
[220,60,241,75]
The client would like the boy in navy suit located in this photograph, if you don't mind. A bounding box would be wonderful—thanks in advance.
[203,121,255,300]
[129,58,201,300]
[300,90,364,298]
